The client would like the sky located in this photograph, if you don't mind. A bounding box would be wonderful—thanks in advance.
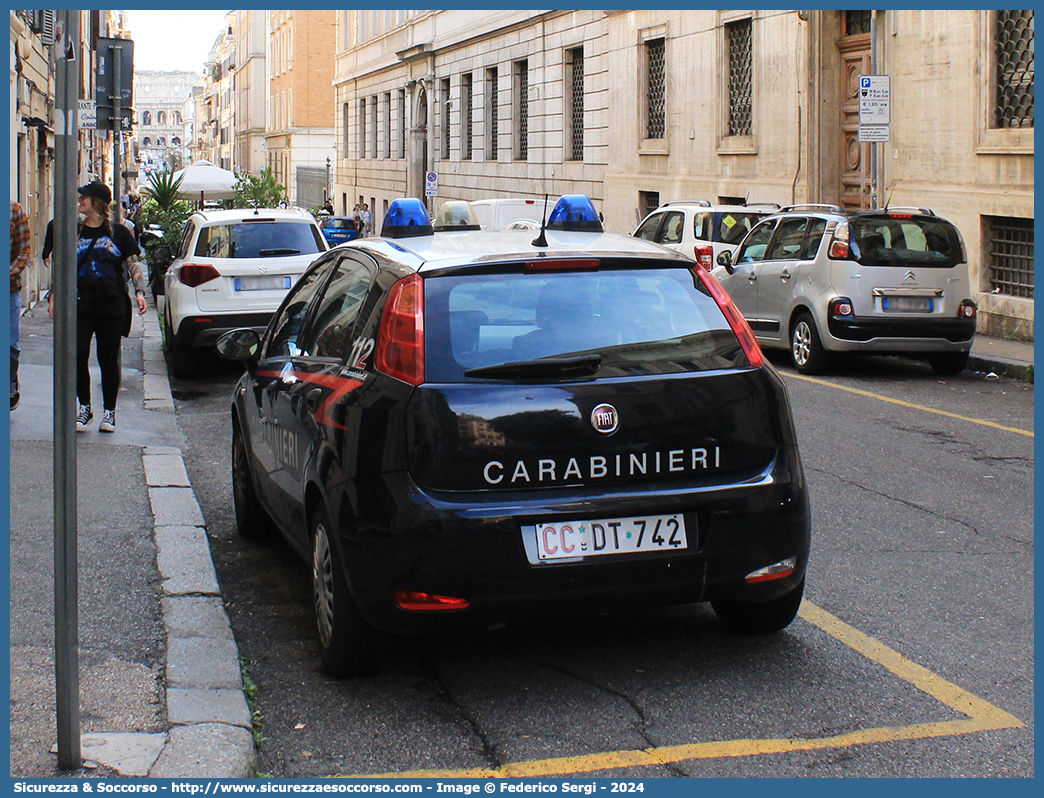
[125,9,233,73]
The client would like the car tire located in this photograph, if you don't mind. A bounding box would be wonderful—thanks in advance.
[232,421,274,540]
[311,506,379,678]
[790,313,829,374]
[928,351,969,376]
[712,578,805,635]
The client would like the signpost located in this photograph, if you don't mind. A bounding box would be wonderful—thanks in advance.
[858,74,891,205]
[425,171,438,197]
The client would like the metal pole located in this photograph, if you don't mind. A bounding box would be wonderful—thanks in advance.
[53,8,81,770]
[111,42,122,225]
[870,11,879,209]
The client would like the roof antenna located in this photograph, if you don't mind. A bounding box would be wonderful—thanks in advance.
[531,194,550,248]
[882,183,895,211]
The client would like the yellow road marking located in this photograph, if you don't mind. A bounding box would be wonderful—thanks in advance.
[784,372,1033,438]
[354,601,1023,779]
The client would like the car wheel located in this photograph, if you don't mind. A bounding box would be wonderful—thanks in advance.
[712,578,805,635]
[928,351,969,376]
[790,313,829,374]
[231,422,274,540]
[311,506,379,678]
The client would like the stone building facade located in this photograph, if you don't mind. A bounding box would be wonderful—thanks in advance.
[330,9,1033,340]
[134,70,199,175]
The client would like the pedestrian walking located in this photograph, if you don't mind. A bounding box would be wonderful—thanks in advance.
[361,203,372,237]
[323,199,334,216]
[48,181,147,433]
[10,200,31,410]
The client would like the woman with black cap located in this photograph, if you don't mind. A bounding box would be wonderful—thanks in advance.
[49,180,148,432]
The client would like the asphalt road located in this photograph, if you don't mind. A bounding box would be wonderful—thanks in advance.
[170,351,1033,778]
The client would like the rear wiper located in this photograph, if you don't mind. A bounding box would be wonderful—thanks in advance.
[259,248,301,257]
[465,354,601,379]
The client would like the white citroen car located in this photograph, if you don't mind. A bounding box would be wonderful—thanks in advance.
[163,207,327,377]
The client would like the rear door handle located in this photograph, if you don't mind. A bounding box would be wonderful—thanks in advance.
[780,269,792,281]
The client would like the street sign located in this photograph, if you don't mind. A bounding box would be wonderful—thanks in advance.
[425,171,438,197]
[858,74,890,125]
[77,100,96,130]
[858,125,890,142]
[95,37,134,131]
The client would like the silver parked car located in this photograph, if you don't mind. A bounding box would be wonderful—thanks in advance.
[714,204,976,375]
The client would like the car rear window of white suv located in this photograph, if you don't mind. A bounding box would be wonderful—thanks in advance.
[424,266,746,382]
[194,221,326,259]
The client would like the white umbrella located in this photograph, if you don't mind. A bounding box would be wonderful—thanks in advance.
[173,159,238,202]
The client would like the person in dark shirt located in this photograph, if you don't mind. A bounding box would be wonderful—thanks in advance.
[48,181,147,433]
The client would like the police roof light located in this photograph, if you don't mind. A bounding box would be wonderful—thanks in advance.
[546,194,603,233]
[432,200,481,232]
[381,198,435,239]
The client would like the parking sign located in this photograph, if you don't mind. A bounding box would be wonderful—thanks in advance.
[425,171,438,197]
[858,75,890,125]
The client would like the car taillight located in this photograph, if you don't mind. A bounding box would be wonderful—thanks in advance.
[693,267,764,368]
[375,273,424,386]
[829,297,854,317]
[959,299,977,319]
[829,221,851,259]
[178,263,221,287]
[693,244,714,270]
[393,591,469,611]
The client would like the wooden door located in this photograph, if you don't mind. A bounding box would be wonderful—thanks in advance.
[838,35,872,210]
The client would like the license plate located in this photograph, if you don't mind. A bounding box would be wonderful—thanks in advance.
[882,296,933,312]
[234,275,292,292]
[527,513,688,563]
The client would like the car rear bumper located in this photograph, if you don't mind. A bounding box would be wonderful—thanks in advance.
[173,312,274,349]
[825,314,975,352]
[329,449,810,633]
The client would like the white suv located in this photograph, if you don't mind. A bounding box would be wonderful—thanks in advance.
[632,200,781,265]
[163,207,327,377]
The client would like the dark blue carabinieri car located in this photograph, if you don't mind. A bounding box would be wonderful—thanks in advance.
[218,195,811,677]
[320,216,361,246]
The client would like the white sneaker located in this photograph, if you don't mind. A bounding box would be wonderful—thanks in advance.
[99,409,116,433]
[76,404,93,432]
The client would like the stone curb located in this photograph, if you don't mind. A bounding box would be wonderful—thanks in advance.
[80,302,256,778]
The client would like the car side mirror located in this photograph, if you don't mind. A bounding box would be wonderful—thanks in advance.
[717,250,735,275]
[151,244,172,264]
[216,328,262,367]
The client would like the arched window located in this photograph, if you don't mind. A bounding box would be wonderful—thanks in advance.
[142,136,151,147]
[157,111,167,125]
[157,137,166,147]
[172,137,181,147]
[172,111,181,125]
[142,110,152,126]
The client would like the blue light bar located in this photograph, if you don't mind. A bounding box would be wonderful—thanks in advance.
[432,200,481,231]
[546,194,603,233]
[381,198,434,239]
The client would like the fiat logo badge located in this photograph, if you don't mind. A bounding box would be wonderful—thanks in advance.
[591,403,619,434]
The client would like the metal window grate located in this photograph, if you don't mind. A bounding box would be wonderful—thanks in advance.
[646,39,666,139]
[726,19,752,137]
[463,73,473,160]
[995,10,1034,129]
[987,216,1034,299]
[441,78,451,159]
[845,11,871,36]
[570,48,585,160]
[488,67,499,160]
[358,98,367,158]
[517,60,529,161]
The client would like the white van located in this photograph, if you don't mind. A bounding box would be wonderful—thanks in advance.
[469,198,551,231]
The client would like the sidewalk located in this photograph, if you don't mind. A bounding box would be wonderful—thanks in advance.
[7,299,1033,779]
[9,300,254,778]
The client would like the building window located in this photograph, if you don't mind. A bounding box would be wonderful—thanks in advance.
[995,10,1034,129]
[370,95,378,159]
[398,89,407,159]
[845,10,871,36]
[725,18,753,137]
[514,60,528,161]
[142,111,152,126]
[343,102,351,157]
[645,38,666,140]
[462,72,473,160]
[985,216,1034,298]
[383,92,392,159]
[441,77,451,159]
[638,191,660,223]
[486,66,499,160]
[358,98,367,158]
[566,47,585,161]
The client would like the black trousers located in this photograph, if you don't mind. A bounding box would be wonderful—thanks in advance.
[77,312,124,411]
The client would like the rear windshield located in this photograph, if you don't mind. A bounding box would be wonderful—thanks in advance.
[710,212,767,246]
[850,216,963,268]
[194,221,325,258]
[424,266,747,382]
[324,218,356,230]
